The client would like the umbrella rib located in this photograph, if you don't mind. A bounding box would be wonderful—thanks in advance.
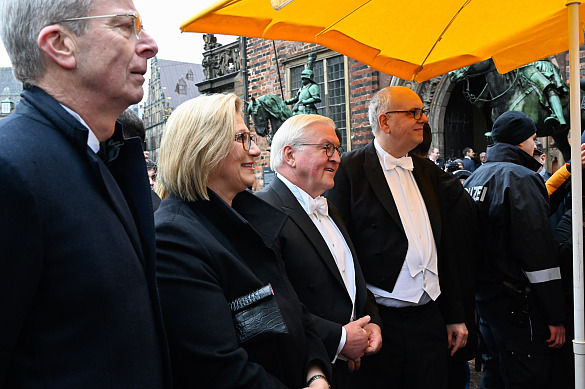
[414,0,472,79]
[315,0,371,37]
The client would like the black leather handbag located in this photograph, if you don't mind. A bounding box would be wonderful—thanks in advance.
[229,284,289,344]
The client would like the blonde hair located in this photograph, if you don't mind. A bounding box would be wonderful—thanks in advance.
[156,93,243,201]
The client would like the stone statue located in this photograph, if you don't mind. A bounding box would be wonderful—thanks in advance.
[203,34,221,51]
[519,59,568,127]
[285,53,321,114]
[247,95,293,144]
[450,58,581,161]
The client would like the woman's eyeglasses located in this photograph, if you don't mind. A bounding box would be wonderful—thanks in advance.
[234,132,257,151]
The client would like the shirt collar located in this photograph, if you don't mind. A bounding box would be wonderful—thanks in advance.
[276,173,314,215]
[59,104,100,153]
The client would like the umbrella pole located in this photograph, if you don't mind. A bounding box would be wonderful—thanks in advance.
[568,2,585,389]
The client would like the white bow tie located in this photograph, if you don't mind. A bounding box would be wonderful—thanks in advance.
[309,196,328,216]
[384,155,414,171]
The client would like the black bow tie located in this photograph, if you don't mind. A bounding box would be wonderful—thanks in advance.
[97,139,123,166]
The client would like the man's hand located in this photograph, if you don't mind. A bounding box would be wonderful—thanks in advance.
[446,322,468,356]
[547,324,566,348]
[347,359,361,372]
[363,323,382,355]
[340,315,370,361]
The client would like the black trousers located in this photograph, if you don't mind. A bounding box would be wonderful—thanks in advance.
[356,301,449,389]
[476,295,554,389]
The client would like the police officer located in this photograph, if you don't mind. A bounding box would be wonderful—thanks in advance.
[463,111,566,389]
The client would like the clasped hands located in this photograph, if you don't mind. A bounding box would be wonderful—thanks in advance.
[341,315,382,372]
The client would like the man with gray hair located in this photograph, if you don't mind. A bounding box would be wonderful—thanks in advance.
[257,114,382,388]
[0,0,170,387]
[326,86,471,389]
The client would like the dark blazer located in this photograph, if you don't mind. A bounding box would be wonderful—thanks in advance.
[256,177,382,361]
[325,141,466,324]
[462,157,477,172]
[0,86,171,388]
[155,190,330,388]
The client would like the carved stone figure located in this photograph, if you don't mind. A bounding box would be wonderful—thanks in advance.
[285,53,321,114]
[450,58,581,161]
[247,95,293,144]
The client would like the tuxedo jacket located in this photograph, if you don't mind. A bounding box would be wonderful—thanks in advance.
[257,178,382,361]
[0,86,171,388]
[325,141,467,324]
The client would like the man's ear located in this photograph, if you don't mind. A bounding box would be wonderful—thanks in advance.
[282,145,296,168]
[37,25,77,70]
[378,113,390,134]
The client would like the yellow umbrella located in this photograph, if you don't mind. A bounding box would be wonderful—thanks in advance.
[181,0,585,82]
[183,1,585,386]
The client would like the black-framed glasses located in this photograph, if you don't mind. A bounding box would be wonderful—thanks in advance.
[299,143,344,157]
[56,13,143,40]
[385,108,429,120]
[234,132,257,151]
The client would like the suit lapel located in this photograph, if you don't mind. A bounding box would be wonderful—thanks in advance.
[86,144,145,266]
[328,204,367,314]
[270,179,348,291]
[363,142,405,234]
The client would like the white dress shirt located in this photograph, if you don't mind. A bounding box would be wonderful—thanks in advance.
[60,104,100,153]
[370,139,441,308]
[276,173,356,362]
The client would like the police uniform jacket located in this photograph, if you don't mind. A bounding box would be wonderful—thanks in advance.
[463,142,565,325]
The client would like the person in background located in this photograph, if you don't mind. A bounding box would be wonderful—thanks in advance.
[257,114,383,389]
[533,139,552,181]
[479,151,487,165]
[154,93,331,389]
[147,160,158,187]
[326,86,470,389]
[463,111,565,389]
[462,147,477,172]
[0,0,171,387]
[118,108,161,211]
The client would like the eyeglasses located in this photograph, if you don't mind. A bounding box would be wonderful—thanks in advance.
[299,143,344,157]
[385,108,429,120]
[234,132,257,151]
[56,13,143,40]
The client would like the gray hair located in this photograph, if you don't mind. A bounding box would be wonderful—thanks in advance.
[0,0,94,85]
[270,114,336,171]
[368,86,397,135]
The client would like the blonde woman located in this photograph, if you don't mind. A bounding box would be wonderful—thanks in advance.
[154,93,331,389]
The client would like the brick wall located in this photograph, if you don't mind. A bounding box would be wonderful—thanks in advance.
[244,38,381,190]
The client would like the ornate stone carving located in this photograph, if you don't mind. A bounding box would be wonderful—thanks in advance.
[202,40,241,80]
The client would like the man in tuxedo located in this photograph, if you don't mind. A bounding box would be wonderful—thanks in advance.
[0,0,171,387]
[257,114,383,388]
[326,86,469,389]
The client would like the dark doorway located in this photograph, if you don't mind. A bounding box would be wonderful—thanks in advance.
[444,79,492,160]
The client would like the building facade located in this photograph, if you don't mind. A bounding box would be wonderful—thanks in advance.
[0,67,22,120]
[142,57,204,162]
[156,37,571,190]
